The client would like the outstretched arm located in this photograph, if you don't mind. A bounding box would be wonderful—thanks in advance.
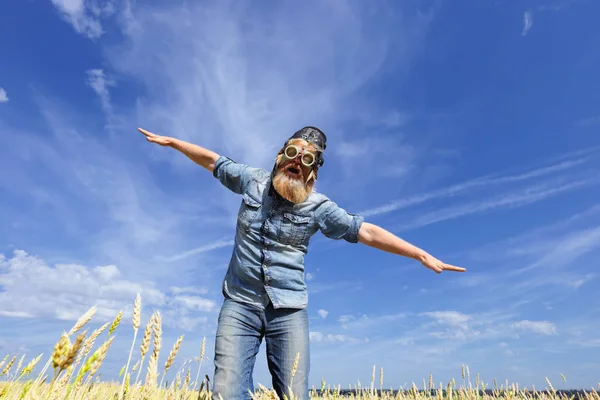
[357,222,465,274]
[138,128,220,172]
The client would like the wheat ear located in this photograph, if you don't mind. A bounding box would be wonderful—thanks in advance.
[135,311,154,386]
[158,334,184,389]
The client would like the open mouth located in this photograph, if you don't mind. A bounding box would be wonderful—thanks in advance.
[285,164,302,177]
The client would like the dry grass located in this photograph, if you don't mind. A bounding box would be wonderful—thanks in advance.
[0,295,599,400]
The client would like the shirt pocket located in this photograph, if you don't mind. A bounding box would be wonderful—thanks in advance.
[237,192,262,232]
[278,212,312,246]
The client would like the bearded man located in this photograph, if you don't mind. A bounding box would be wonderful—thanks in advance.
[138,126,465,400]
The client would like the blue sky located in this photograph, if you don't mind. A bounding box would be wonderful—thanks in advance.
[1,0,599,391]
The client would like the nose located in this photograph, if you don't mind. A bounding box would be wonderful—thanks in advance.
[291,149,305,162]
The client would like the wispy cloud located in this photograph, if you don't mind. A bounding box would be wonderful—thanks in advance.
[310,332,360,344]
[421,311,471,327]
[511,320,557,336]
[522,10,534,36]
[508,225,600,284]
[163,239,234,263]
[401,174,600,230]
[102,1,434,176]
[577,116,600,127]
[538,0,578,12]
[333,136,416,182]
[86,68,114,117]
[359,152,594,217]
[50,0,114,39]
[0,87,7,103]
[444,204,600,314]
[338,312,406,331]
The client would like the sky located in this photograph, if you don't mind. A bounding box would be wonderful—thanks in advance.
[1,0,599,392]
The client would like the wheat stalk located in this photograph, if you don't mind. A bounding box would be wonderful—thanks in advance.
[119,292,141,400]
[193,337,206,390]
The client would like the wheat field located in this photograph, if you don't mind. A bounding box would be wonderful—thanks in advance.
[0,294,598,400]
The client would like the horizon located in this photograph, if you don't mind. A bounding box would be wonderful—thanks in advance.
[1,0,599,391]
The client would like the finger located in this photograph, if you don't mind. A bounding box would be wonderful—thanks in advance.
[443,264,466,272]
[138,127,156,137]
[430,265,442,274]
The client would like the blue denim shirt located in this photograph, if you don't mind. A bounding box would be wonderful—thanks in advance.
[213,155,364,310]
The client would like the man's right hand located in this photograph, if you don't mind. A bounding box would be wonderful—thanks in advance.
[138,127,172,146]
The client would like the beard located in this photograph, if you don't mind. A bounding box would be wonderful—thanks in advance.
[272,163,316,204]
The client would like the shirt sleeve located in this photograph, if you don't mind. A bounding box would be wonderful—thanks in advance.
[212,155,259,194]
[316,198,364,243]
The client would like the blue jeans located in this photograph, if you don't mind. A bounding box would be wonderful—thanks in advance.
[212,297,310,400]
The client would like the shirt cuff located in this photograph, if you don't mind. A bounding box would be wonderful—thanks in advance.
[212,155,229,179]
[344,214,365,243]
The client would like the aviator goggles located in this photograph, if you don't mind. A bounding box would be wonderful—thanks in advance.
[283,144,319,167]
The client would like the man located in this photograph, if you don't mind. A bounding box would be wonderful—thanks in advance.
[138,126,465,400]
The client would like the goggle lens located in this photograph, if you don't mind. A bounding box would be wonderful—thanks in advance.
[302,153,315,166]
[284,145,299,159]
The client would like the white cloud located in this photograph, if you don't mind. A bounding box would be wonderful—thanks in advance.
[50,0,111,39]
[0,249,162,320]
[0,249,217,330]
[309,331,355,343]
[512,320,557,336]
[305,272,314,281]
[86,68,114,116]
[169,286,208,295]
[338,312,406,331]
[318,309,329,319]
[338,315,354,323]
[169,295,216,312]
[420,311,482,341]
[0,88,8,103]
[522,10,533,36]
[394,337,416,346]
[416,310,532,345]
[421,311,471,327]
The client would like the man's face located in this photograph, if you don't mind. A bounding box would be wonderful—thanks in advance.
[272,139,319,203]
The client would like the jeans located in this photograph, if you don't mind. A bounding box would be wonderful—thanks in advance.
[212,297,310,400]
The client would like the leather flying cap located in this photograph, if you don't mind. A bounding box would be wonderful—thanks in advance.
[288,126,327,152]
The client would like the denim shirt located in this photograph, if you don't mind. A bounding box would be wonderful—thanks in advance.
[213,155,364,310]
